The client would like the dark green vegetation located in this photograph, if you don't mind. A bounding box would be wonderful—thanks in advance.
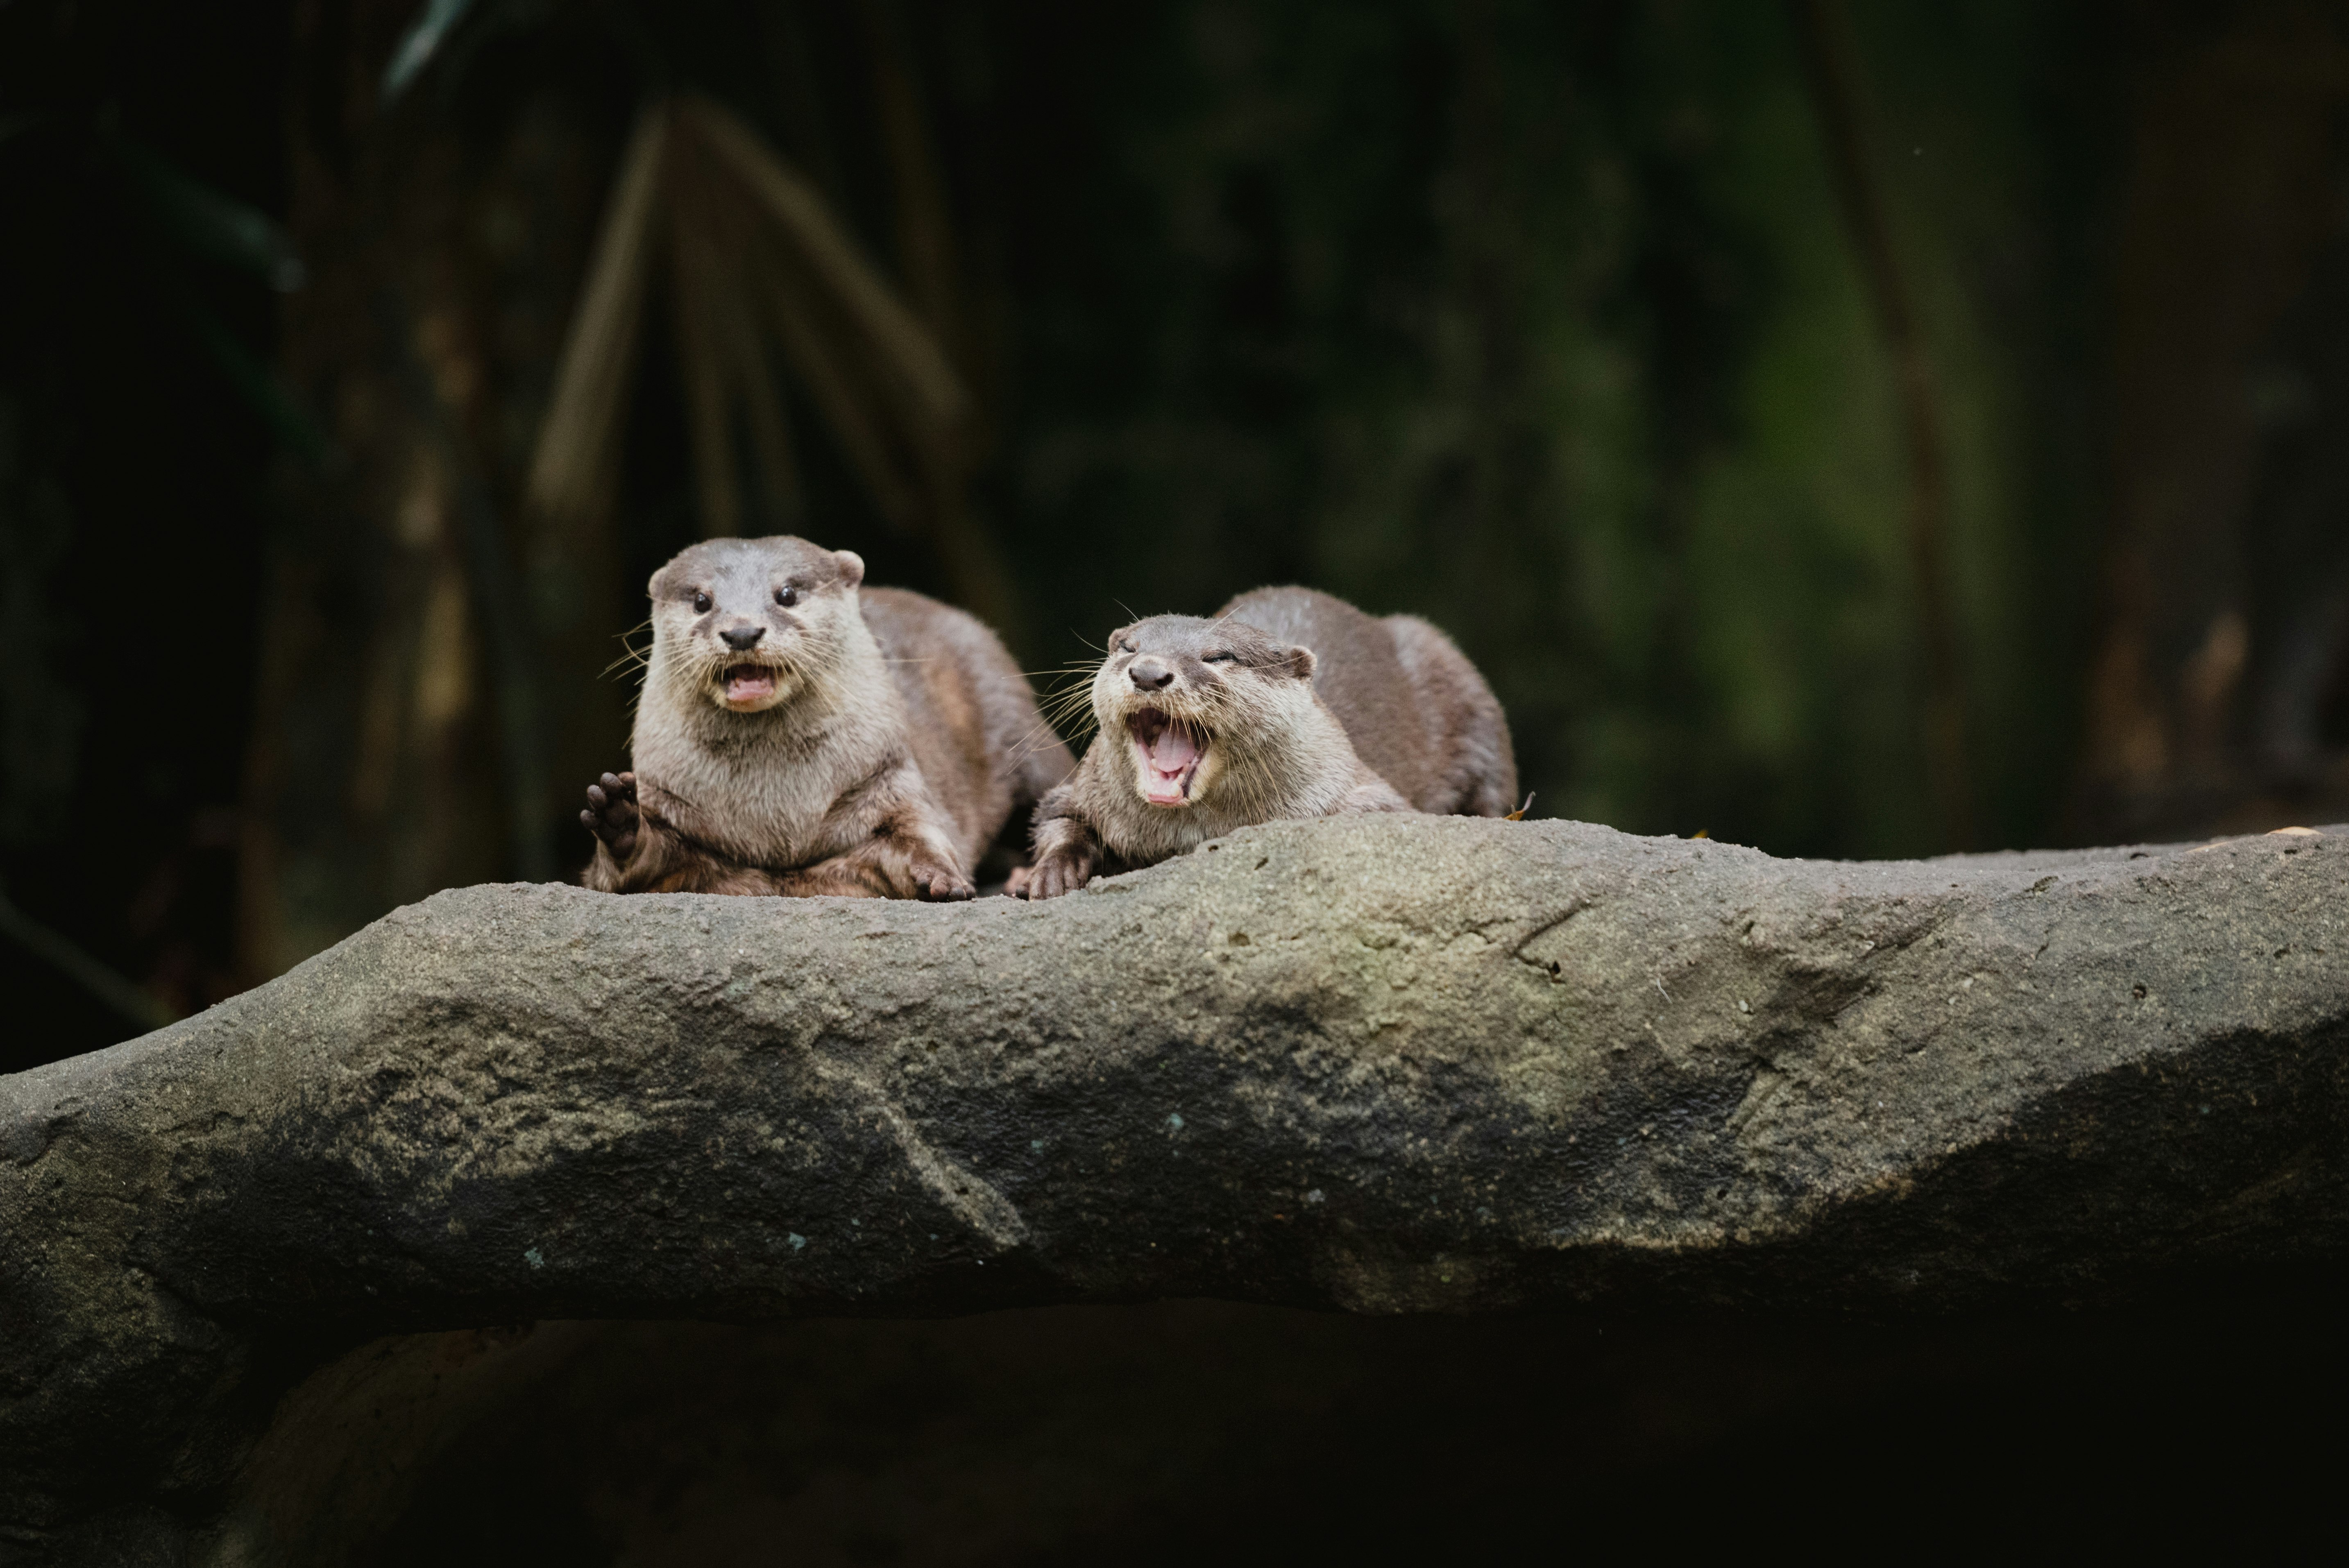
[6,3,2349,1061]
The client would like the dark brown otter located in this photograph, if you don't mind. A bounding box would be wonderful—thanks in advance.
[581,536,1072,899]
[1022,588,1516,900]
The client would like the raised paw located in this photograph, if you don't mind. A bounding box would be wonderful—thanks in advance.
[580,770,640,861]
[1022,848,1094,901]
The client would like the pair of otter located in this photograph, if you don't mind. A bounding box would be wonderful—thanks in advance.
[580,535,1517,901]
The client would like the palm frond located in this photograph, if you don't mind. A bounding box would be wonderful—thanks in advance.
[525,102,669,531]
[682,93,966,433]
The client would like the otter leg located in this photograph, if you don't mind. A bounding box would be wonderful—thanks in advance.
[1023,785,1104,900]
[775,806,976,901]
[582,772,787,895]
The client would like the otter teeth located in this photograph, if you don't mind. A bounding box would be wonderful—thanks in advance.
[722,664,777,705]
[1129,708,1203,805]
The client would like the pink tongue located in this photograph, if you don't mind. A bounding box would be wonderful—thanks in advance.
[726,669,775,702]
[1150,727,1199,772]
[1141,725,1199,804]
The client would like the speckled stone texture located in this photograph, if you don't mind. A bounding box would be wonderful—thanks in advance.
[4,816,2346,1561]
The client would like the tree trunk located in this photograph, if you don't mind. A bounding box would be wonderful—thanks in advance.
[239,2,633,978]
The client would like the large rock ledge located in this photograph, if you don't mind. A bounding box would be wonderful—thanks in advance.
[5,816,2348,1554]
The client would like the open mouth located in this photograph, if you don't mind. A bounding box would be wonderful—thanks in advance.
[1127,707,1206,806]
[721,663,778,705]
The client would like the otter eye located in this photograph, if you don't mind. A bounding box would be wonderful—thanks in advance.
[1203,651,1235,664]
[692,590,712,614]
[1120,638,1138,654]
[775,585,798,608]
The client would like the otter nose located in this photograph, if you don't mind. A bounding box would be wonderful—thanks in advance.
[719,624,764,652]
[1129,657,1174,691]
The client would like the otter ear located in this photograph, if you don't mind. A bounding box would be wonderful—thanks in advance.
[832,550,866,588]
[1286,645,1317,680]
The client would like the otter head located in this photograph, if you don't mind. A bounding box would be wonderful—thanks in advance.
[1091,614,1317,808]
[646,536,866,714]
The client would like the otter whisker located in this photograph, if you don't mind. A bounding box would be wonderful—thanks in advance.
[601,619,656,680]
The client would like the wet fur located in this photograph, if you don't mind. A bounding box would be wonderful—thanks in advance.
[582,536,1071,899]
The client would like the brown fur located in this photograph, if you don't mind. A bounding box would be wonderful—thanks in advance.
[581,536,1071,899]
[1215,586,1517,817]
[1023,612,1410,900]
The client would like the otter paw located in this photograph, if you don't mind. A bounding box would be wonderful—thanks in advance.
[581,771,640,860]
[911,859,977,902]
[1023,851,1093,901]
[1002,865,1034,899]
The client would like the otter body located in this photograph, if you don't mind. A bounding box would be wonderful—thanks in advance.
[1022,611,1413,899]
[1023,589,1516,900]
[582,536,1071,899]
[1215,586,1517,817]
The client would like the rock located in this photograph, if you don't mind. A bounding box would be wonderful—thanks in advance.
[4,816,2347,1559]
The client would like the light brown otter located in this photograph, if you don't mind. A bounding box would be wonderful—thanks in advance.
[1022,589,1517,900]
[1215,586,1518,818]
[581,535,1072,899]
[1020,614,1408,899]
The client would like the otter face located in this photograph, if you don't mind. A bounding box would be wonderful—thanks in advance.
[647,537,866,714]
[1091,614,1316,808]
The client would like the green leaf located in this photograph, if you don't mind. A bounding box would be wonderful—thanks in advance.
[381,0,479,103]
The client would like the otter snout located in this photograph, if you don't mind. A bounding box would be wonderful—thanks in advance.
[719,623,766,652]
[1129,657,1175,691]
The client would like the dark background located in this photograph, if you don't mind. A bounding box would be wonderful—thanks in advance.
[4,5,2347,1556]
[9,2,2349,1065]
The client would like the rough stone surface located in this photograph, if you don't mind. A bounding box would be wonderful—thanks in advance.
[4,816,2348,1559]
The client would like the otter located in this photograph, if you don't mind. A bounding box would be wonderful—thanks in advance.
[1022,588,1516,900]
[580,535,1072,899]
[1215,586,1518,818]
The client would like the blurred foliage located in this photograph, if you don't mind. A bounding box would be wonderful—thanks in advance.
[10,0,2349,1065]
[980,1,2109,858]
[0,0,288,1059]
